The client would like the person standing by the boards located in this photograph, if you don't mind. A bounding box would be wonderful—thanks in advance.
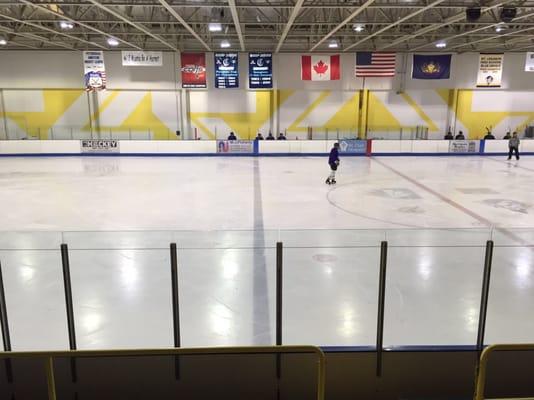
[508,132,520,161]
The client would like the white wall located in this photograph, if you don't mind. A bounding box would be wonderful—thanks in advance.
[2,50,534,141]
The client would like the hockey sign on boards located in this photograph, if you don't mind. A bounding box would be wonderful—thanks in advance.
[217,140,254,154]
[80,140,120,153]
[449,140,479,153]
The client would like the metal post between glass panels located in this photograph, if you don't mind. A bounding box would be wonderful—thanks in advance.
[0,261,11,352]
[170,243,181,380]
[170,243,181,348]
[476,240,494,354]
[0,261,13,384]
[60,244,77,383]
[276,242,283,346]
[376,241,388,377]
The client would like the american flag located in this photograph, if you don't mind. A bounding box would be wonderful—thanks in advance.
[355,52,396,77]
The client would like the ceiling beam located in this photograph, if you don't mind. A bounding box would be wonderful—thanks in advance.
[410,10,534,51]
[0,12,108,49]
[275,0,305,53]
[379,0,511,51]
[1,1,529,9]
[85,0,178,50]
[18,0,142,49]
[309,0,375,51]
[450,25,534,51]
[0,24,76,49]
[228,0,245,51]
[157,0,210,51]
[344,0,446,51]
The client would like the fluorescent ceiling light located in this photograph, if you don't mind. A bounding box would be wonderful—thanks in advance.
[328,40,339,48]
[220,39,231,48]
[435,41,447,48]
[209,22,223,32]
[353,24,365,32]
[0,39,7,45]
[59,21,74,29]
[107,37,119,46]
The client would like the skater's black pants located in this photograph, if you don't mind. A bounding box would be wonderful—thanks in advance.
[508,146,519,160]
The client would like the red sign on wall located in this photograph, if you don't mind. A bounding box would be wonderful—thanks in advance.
[180,53,207,88]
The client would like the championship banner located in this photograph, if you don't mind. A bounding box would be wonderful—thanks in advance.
[477,53,503,87]
[181,53,206,88]
[122,51,162,66]
[525,52,534,72]
[412,54,451,80]
[83,51,106,91]
[80,140,120,153]
[215,53,239,88]
[339,139,367,154]
[449,140,479,154]
[217,140,253,153]
[249,53,272,89]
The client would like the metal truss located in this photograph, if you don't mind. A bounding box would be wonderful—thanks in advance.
[0,0,534,52]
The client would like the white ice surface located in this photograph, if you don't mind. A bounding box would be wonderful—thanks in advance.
[0,155,533,349]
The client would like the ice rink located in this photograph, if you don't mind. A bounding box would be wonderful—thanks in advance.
[1,155,534,350]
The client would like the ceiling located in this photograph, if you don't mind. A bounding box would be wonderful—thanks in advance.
[1,0,534,52]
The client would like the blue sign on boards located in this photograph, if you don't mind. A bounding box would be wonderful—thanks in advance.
[214,53,239,88]
[339,139,367,154]
[249,53,273,89]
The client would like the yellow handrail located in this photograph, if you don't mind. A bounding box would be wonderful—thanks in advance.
[0,345,326,400]
[474,343,534,400]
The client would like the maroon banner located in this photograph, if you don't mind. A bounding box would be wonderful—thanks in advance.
[180,53,207,88]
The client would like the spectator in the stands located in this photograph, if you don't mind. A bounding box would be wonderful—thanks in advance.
[228,132,237,140]
[255,133,264,140]
[277,132,287,140]
[444,130,454,140]
[484,131,495,140]
[455,131,465,140]
[266,132,275,140]
[503,131,511,139]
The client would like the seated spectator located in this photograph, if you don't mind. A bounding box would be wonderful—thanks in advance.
[455,131,465,140]
[277,132,287,140]
[444,131,454,140]
[266,132,275,140]
[484,132,495,140]
[255,133,264,140]
[503,131,511,139]
[228,132,237,140]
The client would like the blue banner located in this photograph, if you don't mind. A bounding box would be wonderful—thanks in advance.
[339,139,367,154]
[249,53,272,89]
[412,54,452,80]
[214,52,239,88]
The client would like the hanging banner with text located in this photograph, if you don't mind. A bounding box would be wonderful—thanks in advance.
[525,52,534,71]
[122,51,163,66]
[214,52,239,88]
[181,53,207,88]
[249,53,273,89]
[83,51,106,92]
[476,53,503,87]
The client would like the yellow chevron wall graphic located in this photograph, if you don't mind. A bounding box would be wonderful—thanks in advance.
[2,88,534,140]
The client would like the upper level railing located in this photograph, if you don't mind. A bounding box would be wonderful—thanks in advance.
[0,345,325,400]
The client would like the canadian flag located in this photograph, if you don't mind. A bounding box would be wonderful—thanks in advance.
[301,55,340,81]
